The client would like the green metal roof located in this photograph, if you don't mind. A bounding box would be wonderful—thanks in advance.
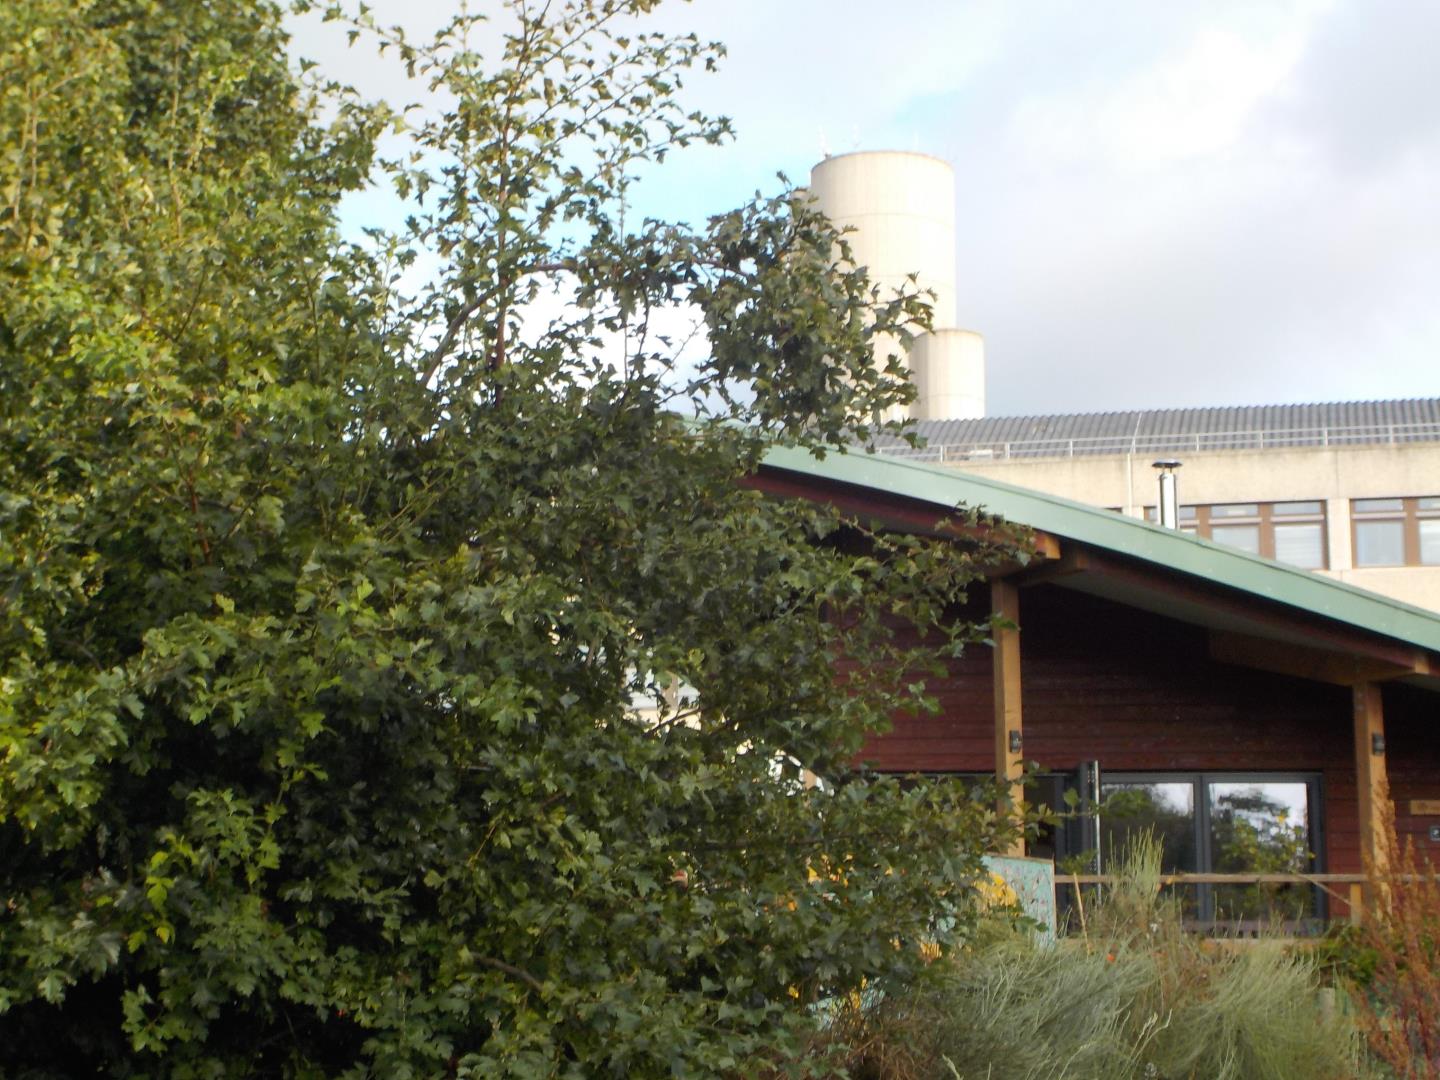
[761,443,1440,656]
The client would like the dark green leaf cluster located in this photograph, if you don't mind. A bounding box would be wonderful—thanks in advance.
[1,1,1025,1074]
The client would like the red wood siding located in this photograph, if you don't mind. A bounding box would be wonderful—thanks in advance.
[858,583,1440,876]
[1386,683,1440,861]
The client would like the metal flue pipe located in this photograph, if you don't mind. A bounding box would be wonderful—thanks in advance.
[1152,459,1182,529]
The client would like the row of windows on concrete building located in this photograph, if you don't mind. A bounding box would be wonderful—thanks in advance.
[1142,496,1440,570]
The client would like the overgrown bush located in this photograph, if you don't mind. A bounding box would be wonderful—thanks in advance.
[1344,801,1440,1078]
[0,0,1024,1073]
[831,835,1370,1080]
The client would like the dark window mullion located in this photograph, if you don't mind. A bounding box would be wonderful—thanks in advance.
[1405,497,1422,566]
[1258,505,1276,560]
[1195,773,1214,922]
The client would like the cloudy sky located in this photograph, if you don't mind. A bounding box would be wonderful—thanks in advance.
[289,0,1440,417]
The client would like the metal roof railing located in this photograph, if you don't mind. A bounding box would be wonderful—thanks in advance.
[877,421,1440,463]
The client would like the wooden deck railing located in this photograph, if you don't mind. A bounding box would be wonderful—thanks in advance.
[1055,872,1370,930]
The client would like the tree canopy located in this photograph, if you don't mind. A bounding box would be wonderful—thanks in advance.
[0,0,1022,1074]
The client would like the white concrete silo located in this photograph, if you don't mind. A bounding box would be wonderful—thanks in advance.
[808,151,985,420]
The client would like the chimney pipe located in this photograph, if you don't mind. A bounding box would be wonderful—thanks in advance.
[1152,460,1182,529]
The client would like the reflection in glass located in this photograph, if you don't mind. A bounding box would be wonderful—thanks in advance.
[1100,777,1319,926]
[1101,782,1197,915]
[1421,519,1440,566]
[1273,501,1323,516]
[1208,782,1313,922]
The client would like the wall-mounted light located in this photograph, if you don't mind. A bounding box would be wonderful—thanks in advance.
[1372,733,1386,755]
[1008,729,1023,754]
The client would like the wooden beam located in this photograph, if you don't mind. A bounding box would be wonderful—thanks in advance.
[1012,547,1090,588]
[1072,547,1434,672]
[991,579,1025,856]
[1209,630,1428,686]
[1022,530,1063,561]
[1059,872,1367,885]
[1353,682,1391,911]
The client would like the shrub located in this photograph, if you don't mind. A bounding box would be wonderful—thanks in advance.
[1347,801,1440,1078]
[831,834,1371,1079]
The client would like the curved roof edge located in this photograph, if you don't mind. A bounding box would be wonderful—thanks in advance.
[761,443,1440,656]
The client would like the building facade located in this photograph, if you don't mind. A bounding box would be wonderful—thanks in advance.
[870,401,1440,612]
[757,444,1440,924]
[803,150,1440,921]
[809,152,1440,611]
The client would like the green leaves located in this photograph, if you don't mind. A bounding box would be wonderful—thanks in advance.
[0,0,1027,1074]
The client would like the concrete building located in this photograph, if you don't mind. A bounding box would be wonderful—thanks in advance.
[871,402,1440,612]
[810,150,1440,612]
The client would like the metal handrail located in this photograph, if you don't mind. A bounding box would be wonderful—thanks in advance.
[876,421,1440,463]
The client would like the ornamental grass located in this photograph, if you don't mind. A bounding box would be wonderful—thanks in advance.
[823,833,1370,1080]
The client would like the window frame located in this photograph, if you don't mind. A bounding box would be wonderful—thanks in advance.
[1099,770,1326,924]
[1146,501,1329,568]
[882,769,1328,925]
[1351,496,1440,567]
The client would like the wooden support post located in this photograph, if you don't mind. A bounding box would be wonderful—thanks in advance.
[1348,883,1364,928]
[992,579,1025,857]
[1353,681,1390,914]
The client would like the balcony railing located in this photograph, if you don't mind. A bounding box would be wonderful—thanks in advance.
[1055,871,1369,936]
[876,421,1440,463]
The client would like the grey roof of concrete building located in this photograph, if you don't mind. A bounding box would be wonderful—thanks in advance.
[870,398,1440,460]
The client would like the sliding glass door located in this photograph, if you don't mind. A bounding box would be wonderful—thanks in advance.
[1099,773,1322,925]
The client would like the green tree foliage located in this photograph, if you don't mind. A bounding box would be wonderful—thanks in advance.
[0,0,1023,1073]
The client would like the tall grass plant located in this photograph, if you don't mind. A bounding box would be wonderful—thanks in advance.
[1344,796,1440,1078]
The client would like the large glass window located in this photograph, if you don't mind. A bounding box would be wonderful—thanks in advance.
[1099,773,1322,925]
[1146,502,1328,569]
[1353,497,1440,567]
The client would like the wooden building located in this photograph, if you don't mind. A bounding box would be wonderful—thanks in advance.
[754,445,1440,922]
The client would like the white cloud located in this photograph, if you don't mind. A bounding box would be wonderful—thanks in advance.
[289,0,1440,414]
[1011,27,1309,170]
